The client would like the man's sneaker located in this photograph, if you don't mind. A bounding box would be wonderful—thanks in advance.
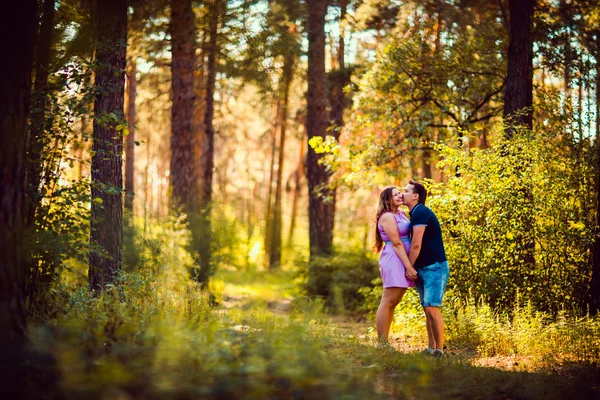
[432,348,445,358]
[420,347,434,356]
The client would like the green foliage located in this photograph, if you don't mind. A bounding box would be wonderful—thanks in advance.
[33,270,382,398]
[25,56,96,318]
[344,7,505,177]
[428,123,594,313]
[304,252,379,312]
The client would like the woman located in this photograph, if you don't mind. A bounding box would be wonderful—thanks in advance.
[373,186,418,344]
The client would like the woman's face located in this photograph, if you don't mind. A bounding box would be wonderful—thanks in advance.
[391,188,403,207]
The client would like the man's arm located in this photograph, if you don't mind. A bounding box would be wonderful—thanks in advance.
[409,225,426,266]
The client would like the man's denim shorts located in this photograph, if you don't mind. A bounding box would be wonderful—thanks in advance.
[415,261,449,307]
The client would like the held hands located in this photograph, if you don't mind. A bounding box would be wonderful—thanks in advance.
[405,266,418,281]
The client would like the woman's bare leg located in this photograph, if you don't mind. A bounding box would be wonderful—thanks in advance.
[376,287,407,343]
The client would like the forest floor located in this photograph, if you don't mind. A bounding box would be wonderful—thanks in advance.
[217,269,600,399]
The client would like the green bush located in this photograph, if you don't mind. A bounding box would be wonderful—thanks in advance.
[304,252,379,312]
[428,123,594,313]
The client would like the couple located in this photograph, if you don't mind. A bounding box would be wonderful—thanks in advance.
[373,180,449,357]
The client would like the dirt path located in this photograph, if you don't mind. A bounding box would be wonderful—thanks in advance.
[217,273,600,398]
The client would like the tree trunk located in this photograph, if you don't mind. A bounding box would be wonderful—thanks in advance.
[306,0,333,256]
[560,0,572,108]
[0,0,37,358]
[264,101,280,266]
[125,57,137,212]
[502,0,536,283]
[197,0,223,288]
[26,0,55,226]
[503,0,534,136]
[195,20,208,197]
[89,0,127,291]
[269,53,296,269]
[287,139,305,247]
[170,0,196,213]
[591,35,600,315]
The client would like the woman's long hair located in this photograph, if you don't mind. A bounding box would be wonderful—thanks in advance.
[372,186,397,253]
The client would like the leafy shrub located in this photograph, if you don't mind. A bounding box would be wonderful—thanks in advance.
[304,252,379,312]
[429,124,594,313]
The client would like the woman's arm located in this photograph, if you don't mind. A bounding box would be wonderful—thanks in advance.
[380,213,415,275]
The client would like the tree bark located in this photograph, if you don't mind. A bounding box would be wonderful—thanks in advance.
[264,101,280,266]
[503,0,534,136]
[502,0,536,283]
[269,52,296,269]
[89,0,127,291]
[591,35,600,315]
[287,138,305,247]
[196,0,223,287]
[170,0,196,213]
[0,0,37,353]
[306,0,333,256]
[26,0,55,226]
[125,56,137,212]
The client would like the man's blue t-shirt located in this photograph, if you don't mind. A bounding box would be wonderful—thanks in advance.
[409,203,447,269]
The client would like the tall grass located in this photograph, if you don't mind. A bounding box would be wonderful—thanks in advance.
[360,284,600,369]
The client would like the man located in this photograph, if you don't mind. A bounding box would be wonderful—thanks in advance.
[403,179,449,357]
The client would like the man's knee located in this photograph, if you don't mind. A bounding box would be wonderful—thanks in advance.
[424,306,441,318]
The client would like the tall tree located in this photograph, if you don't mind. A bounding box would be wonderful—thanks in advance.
[306,0,334,256]
[125,56,137,212]
[196,0,224,287]
[89,0,127,291]
[26,0,56,225]
[269,51,297,268]
[125,4,145,213]
[501,0,536,290]
[0,0,38,381]
[592,32,600,315]
[170,0,197,214]
[503,0,535,134]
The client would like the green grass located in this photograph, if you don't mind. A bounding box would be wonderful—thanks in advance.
[18,264,600,399]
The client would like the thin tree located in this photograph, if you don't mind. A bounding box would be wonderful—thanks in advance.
[0,0,38,373]
[591,32,600,315]
[197,0,224,287]
[125,56,137,212]
[270,51,297,269]
[26,0,56,225]
[306,0,334,256]
[89,0,127,291]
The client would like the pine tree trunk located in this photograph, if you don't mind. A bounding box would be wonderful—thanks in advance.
[197,0,223,288]
[502,0,536,280]
[287,139,305,247]
[170,0,196,213]
[125,57,137,212]
[306,0,333,256]
[269,53,296,269]
[26,0,55,226]
[0,0,37,355]
[503,0,534,136]
[89,0,127,291]
[560,0,572,107]
[590,36,600,315]
[264,101,280,266]
[195,25,208,196]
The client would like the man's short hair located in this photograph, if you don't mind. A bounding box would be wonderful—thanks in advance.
[409,179,427,205]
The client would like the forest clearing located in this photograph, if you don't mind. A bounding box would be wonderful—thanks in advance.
[2,0,600,398]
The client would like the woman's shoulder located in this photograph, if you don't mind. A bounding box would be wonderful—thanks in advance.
[379,212,396,222]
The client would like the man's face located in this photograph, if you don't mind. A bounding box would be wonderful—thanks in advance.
[402,184,418,206]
